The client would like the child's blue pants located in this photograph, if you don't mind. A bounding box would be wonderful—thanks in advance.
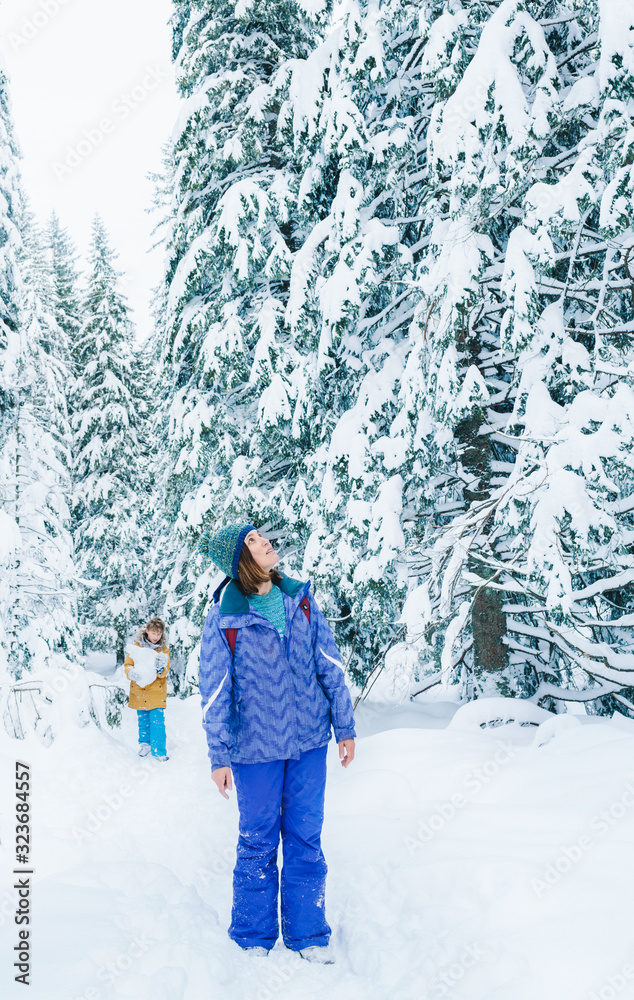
[229,744,330,951]
[136,708,166,757]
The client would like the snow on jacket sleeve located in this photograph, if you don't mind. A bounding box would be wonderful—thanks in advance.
[199,608,234,771]
[308,592,357,742]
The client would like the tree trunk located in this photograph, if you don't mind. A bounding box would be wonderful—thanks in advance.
[454,405,509,695]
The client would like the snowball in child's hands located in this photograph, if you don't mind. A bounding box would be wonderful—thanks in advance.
[125,645,160,687]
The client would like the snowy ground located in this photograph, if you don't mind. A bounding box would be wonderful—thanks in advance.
[3,687,634,1000]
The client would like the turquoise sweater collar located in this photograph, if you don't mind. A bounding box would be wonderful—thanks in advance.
[218,574,307,615]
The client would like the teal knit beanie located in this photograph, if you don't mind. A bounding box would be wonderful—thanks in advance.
[201,523,256,579]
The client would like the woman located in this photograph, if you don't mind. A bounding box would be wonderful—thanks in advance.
[198,523,356,963]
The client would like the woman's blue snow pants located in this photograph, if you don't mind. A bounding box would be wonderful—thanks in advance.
[229,743,331,951]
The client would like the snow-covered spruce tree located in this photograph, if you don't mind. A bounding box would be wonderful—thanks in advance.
[71,216,150,663]
[12,206,79,671]
[156,0,332,688]
[143,145,176,629]
[133,341,161,620]
[401,0,634,712]
[0,51,26,681]
[269,0,438,685]
[46,211,83,373]
[0,53,78,681]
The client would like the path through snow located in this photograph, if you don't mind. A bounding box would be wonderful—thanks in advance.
[2,692,634,1000]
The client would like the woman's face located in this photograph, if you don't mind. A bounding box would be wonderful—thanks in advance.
[147,627,162,644]
[244,530,280,572]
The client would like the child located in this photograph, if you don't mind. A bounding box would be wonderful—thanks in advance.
[198,523,356,964]
[124,617,171,761]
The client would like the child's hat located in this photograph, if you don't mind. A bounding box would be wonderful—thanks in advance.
[199,523,256,579]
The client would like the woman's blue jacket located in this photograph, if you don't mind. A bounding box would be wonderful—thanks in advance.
[199,574,356,771]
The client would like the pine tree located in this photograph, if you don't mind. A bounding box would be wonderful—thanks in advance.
[155,0,333,687]
[0,52,32,680]
[154,0,634,712]
[46,211,82,373]
[71,216,149,663]
[0,56,78,680]
[400,0,634,713]
[273,0,434,684]
[13,205,78,669]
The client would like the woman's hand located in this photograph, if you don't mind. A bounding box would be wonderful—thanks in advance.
[211,766,233,798]
[338,739,355,768]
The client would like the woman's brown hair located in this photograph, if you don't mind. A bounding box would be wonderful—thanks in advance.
[237,544,282,596]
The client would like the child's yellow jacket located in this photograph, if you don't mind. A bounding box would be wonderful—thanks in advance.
[124,642,171,710]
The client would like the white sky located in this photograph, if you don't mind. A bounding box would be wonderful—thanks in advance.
[0,0,180,342]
